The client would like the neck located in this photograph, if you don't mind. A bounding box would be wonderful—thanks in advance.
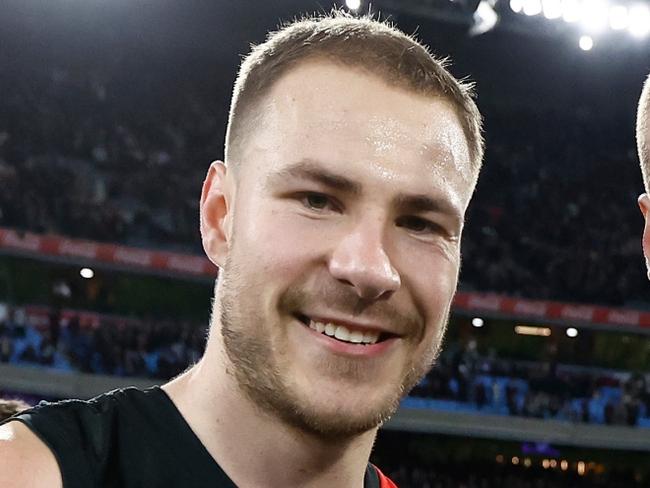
[162,336,377,488]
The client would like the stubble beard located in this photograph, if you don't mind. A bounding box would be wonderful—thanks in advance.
[217,256,449,440]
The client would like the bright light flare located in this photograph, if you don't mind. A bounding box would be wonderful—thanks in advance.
[472,317,485,328]
[523,0,543,16]
[80,267,95,279]
[629,4,650,37]
[510,0,524,13]
[562,0,581,22]
[472,0,499,36]
[580,0,608,32]
[609,5,629,30]
[542,0,563,19]
[566,327,579,337]
[579,34,594,50]
[346,0,361,10]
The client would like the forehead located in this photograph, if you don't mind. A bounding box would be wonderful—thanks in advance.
[242,60,474,206]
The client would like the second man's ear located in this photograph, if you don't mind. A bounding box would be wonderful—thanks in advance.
[638,194,650,279]
[200,161,232,268]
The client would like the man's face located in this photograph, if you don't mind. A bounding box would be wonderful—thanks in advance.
[211,60,474,438]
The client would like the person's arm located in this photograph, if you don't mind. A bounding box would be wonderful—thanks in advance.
[0,421,63,488]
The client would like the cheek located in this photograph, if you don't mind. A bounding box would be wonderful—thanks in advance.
[235,203,331,276]
[399,251,459,323]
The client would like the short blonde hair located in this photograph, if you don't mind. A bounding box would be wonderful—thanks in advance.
[636,74,650,192]
[226,11,484,177]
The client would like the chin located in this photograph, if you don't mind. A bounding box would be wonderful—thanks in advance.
[286,383,403,439]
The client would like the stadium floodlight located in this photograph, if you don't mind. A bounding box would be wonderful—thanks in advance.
[609,5,629,30]
[80,267,95,279]
[510,0,524,13]
[471,317,484,328]
[562,0,582,22]
[628,4,650,37]
[579,34,594,50]
[345,0,361,10]
[580,0,608,32]
[542,0,563,19]
[523,0,543,16]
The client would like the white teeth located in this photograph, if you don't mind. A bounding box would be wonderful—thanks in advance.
[363,331,380,344]
[334,325,351,342]
[348,331,363,343]
[308,320,326,333]
[307,319,381,345]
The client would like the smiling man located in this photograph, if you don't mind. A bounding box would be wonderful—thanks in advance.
[0,12,484,488]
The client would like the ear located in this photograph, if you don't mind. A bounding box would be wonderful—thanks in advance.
[638,194,650,279]
[200,161,232,268]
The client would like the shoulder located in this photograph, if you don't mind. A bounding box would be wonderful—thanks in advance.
[0,420,63,488]
[0,388,137,488]
[0,387,161,488]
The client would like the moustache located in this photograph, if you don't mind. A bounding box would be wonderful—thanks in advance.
[278,282,422,337]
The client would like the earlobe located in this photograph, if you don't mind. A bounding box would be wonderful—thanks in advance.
[638,193,650,217]
[200,161,231,268]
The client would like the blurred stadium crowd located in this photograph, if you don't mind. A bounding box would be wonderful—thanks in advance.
[409,340,650,427]
[0,60,647,305]
[0,307,205,379]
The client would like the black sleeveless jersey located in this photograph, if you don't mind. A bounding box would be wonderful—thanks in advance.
[3,386,395,488]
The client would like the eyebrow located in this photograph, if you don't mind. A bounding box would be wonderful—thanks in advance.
[265,159,361,195]
[266,158,463,223]
[394,194,464,225]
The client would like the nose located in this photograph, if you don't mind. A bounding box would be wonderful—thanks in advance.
[328,220,401,300]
